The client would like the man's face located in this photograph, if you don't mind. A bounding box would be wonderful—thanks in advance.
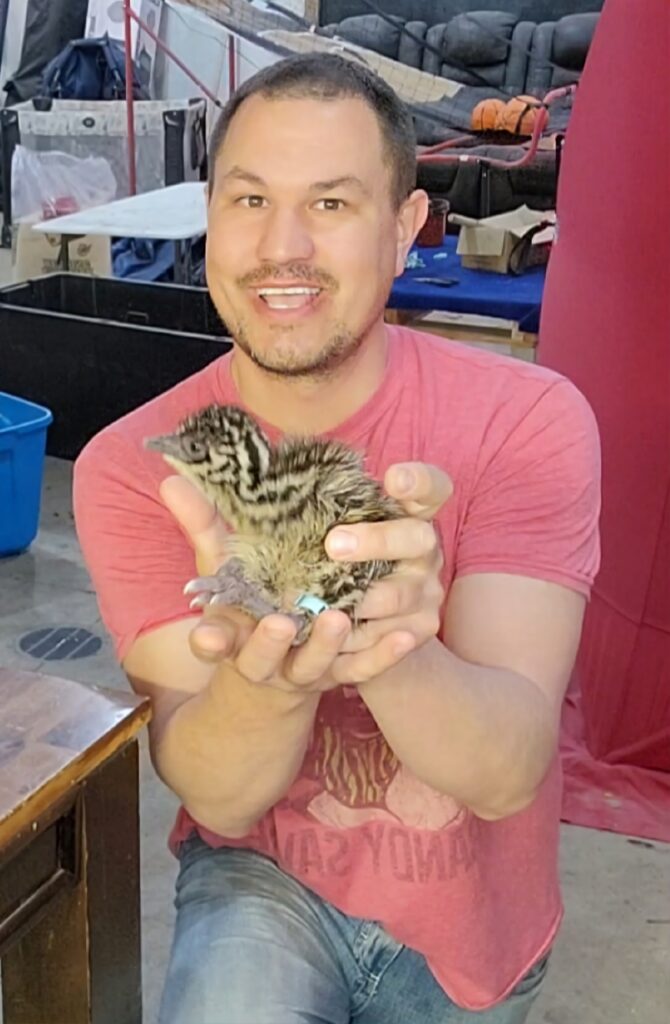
[206,93,424,378]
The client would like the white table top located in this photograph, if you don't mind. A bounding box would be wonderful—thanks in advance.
[32,181,208,240]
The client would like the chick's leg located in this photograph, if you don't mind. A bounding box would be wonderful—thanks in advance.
[185,557,277,618]
[185,558,307,636]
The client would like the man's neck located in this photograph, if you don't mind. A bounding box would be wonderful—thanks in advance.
[231,324,389,435]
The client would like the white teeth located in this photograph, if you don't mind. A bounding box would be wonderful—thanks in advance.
[257,287,320,296]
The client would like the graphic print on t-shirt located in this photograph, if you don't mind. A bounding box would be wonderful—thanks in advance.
[283,687,464,831]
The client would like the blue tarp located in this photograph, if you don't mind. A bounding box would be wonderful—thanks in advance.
[389,235,546,333]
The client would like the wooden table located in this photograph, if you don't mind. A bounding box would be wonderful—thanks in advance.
[385,307,538,360]
[0,667,151,1024]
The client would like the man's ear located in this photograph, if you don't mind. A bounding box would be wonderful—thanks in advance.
[394,189,430,276]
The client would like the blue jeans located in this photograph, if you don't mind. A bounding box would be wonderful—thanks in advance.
[159,835,550,1024]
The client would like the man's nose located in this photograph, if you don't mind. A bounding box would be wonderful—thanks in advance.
[256,208,315,265]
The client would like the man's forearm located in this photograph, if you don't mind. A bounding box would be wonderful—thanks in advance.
[154,667,319,837]
[358,638,558,819]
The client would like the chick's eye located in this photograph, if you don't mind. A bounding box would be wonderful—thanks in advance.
[186,439,207,461]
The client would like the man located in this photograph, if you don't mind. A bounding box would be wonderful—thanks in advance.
[74,54,600,1024]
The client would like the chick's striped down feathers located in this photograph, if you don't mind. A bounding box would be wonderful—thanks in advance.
[146,404,404,630]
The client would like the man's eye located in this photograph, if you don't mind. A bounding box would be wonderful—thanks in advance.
[314,198,345,212]
[237,195,267,208]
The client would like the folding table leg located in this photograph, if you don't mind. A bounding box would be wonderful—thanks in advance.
[173,238,193,285]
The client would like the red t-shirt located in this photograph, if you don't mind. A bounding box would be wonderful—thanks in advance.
[73,326,600,1010]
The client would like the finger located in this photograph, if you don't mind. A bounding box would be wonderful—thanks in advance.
[384,463,453,520]
[284,611,351,686]
[235,615,298,684]
[188,604,254,662]
[342,606,442,654]
[326,517,437,563]
[160,475,228,575]
[189,620,237,662]
[330,631,416,685]
[355,574,425,620]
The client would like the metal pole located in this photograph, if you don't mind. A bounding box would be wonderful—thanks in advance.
[0,0,11,65]
[228,33,236,98]
[127,5,222,107]
[123,0,138,195]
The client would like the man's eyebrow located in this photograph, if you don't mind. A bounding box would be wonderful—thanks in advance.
[219,166,267,187]
[218,168,370,195]
[308,175,370,195]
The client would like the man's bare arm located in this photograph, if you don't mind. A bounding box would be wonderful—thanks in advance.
[356,573,585,819]
[124,615,321,838]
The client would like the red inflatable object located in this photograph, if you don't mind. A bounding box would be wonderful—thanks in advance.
[538,0,670,840]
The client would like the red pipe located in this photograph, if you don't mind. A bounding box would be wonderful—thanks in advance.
[543,84,577,105]
[123,0,137,195]
[420,134,475,156]
[417,85,575,170]
[418,105,549,170]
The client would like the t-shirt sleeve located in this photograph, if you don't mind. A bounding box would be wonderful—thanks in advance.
[73,431,200,663]
[454,379,601,595]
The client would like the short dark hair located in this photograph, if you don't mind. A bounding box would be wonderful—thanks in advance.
[207,53,417,209]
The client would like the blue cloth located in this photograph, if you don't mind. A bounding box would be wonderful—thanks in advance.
[159,835,550,1024]
[112,237,175,282]
[389,235,546,334]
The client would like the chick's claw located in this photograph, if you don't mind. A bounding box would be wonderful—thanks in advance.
[185,560,276,618]
[184,557,252,601]
[184,558,309,639]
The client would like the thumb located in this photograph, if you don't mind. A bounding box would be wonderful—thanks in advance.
[159,475,228,576]
[384,463,453,520]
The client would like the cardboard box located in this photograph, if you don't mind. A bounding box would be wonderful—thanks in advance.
[452,205,556,274]
[12,222,111,283]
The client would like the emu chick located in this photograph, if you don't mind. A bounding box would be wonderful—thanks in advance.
[146,404,404,637]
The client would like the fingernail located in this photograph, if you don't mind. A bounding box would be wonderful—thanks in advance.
[395,468,415,494]
[328,530,357,556]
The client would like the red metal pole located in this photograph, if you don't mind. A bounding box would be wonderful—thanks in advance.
[123,0,137,195]
[127,6,222,107]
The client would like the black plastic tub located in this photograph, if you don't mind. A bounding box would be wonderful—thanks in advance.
[0,274,232,458]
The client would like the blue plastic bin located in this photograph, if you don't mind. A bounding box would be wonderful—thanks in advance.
[0,392,53,557]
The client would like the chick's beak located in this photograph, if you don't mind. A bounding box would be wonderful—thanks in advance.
[144,433,184,459]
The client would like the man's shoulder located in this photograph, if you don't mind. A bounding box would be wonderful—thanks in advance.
[384,328,598,492]
[395,324,565,393]
[393,325,589,428]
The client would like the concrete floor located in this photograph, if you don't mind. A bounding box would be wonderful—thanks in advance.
[0,244,668,1021]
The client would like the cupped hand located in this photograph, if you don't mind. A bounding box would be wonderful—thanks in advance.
[324,462,452,683]
[160,475,404,692]
[160,461,452,691]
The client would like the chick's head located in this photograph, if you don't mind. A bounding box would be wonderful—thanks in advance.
[145,404,271,501]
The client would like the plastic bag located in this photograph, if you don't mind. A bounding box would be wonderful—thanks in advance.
[11,144,117,222]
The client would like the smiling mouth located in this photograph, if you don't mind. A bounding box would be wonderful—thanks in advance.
[256,286,322,310]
